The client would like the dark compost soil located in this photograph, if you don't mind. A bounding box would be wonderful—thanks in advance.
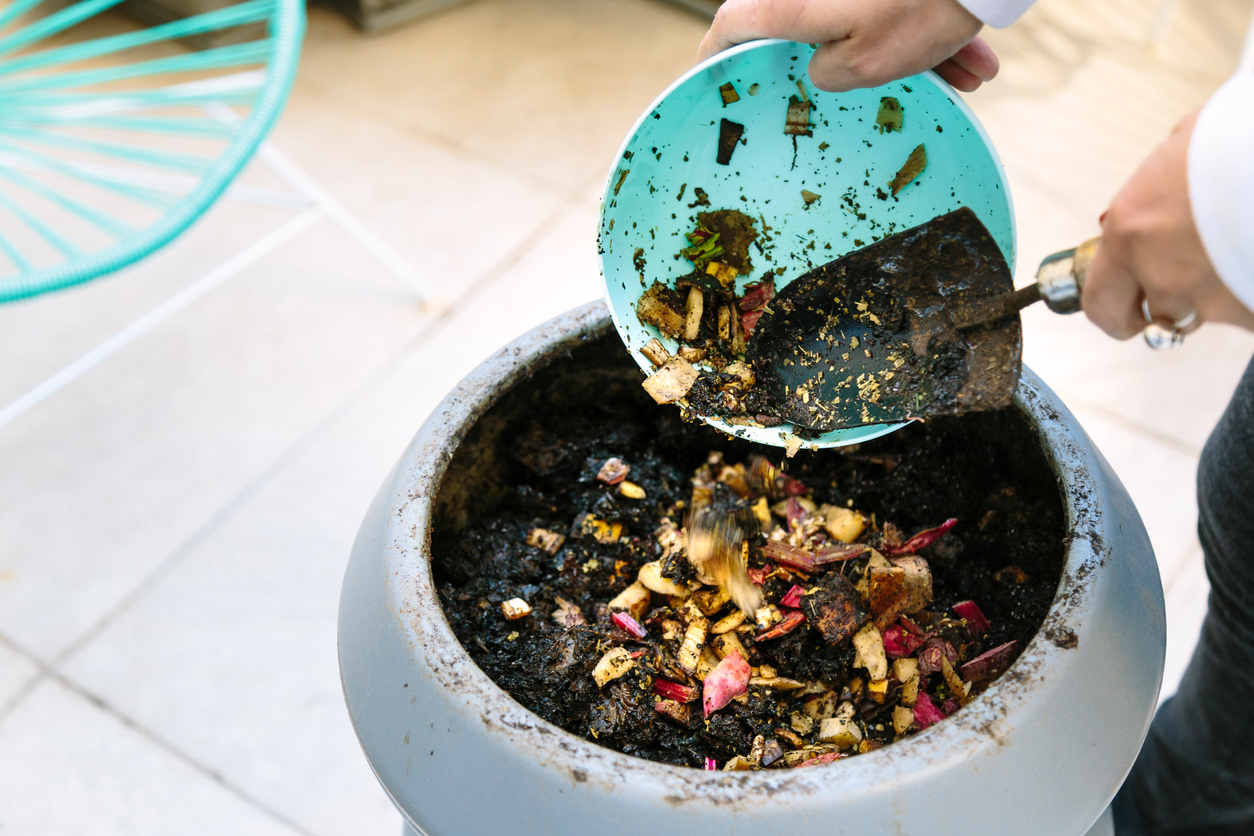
[431,337,1066,769]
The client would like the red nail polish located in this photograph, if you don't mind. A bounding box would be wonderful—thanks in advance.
[1099,211,1107,224]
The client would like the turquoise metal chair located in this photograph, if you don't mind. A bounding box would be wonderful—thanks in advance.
[0,0,304,302]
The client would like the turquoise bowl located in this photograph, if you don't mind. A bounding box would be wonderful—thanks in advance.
[599,38,1015,450]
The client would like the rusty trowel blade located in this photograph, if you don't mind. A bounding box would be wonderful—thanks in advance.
[746,207,1020,432]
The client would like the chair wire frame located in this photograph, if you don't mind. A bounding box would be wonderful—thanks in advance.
[0,0,304,302]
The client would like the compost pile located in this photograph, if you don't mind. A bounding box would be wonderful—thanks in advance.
[432,360,1064,771]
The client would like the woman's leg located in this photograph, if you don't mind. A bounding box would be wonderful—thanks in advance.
[1114,356,1254,835]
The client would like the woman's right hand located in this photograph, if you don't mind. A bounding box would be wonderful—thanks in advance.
[1083,110,1254,340]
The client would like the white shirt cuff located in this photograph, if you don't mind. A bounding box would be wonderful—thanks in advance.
[1189,71,1254,316]
[953,0,1037,28]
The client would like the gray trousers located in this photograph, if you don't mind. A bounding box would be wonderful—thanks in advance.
[1113,357,1254,835]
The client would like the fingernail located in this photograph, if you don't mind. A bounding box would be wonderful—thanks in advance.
[1099,211,1107,224]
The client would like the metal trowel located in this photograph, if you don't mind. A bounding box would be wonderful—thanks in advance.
[747,207,1094,432]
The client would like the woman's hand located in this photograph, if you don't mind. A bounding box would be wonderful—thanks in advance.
[697,0,1000,93]
[1083,110,1254,339]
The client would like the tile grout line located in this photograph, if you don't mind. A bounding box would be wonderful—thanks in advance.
[0,630,47,720]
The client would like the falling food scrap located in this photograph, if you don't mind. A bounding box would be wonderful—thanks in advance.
[719,82,740,106]
[782,433,803,458]
[889,145,927,196]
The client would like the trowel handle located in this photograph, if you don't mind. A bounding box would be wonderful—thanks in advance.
[1036,237,1100,314]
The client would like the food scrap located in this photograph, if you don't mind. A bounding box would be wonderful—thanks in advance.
[889,144,927,195]
[501,598,532,620]
[784,82,813,137]
[719,83,740,106]
[717,119,745,166]
[876,97,903,133]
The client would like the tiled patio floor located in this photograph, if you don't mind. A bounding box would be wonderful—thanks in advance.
[0,0,1251,832]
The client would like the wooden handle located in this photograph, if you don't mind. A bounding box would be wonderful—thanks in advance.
[1072,237,1100,290]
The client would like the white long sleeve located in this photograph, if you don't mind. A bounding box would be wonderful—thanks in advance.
[1189,70,1254,315]
[953,0,1036,28]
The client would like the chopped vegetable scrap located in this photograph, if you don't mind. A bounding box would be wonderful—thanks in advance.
[597,457,630,485]
[620,481,647,499]
[526,527,565,556]
[637,209,791,422]
[876,97,903,133]
[642,356,699,404]
[785,84,813,137]
[717,119,745,165]
[501,598,532,620]
[703,652,751,716]
[889,144,927,195]
[679,225,725,271]
[952,600,990,633]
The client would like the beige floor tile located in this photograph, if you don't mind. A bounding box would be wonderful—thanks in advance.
[269,87,568,298]
[296,0,709,195]
[0,637,39,710]
[0,678,300,836]
[1036,322,1254,454]
[1160,547,1210,702]
[59,452,402,836]
[0,218,433,658]
[1021,287,1254,454]
[1066,402,1201,585]
[58,205,599,836]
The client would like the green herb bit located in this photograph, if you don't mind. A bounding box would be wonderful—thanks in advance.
[680,226,725,269]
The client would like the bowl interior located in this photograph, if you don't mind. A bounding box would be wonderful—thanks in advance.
[599,40,1016,450]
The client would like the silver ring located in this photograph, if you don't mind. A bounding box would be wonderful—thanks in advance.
[1141,299,1196,351]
